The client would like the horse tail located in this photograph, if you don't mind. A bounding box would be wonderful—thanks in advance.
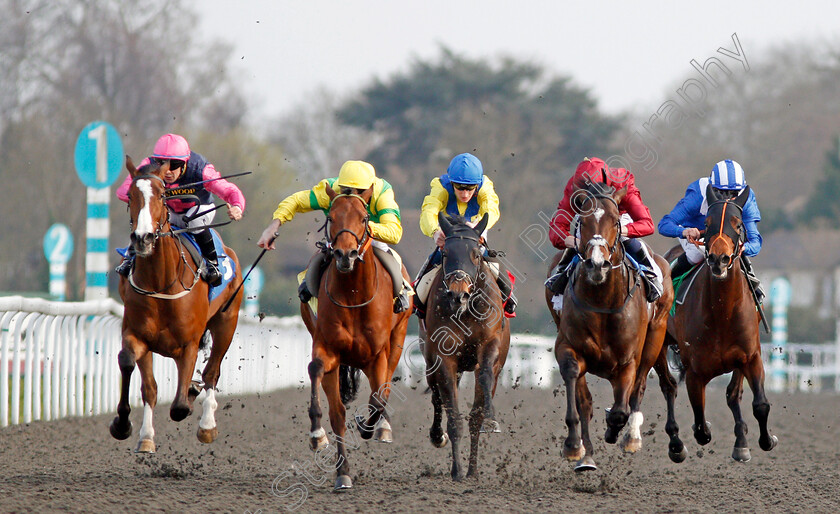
[339,364,361,405]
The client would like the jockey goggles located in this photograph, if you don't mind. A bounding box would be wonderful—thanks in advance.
[152,157,185,170]
[452,182,478,191]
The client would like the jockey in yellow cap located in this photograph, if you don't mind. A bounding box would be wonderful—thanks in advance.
[414,152,516,317]
[258,160,412,313]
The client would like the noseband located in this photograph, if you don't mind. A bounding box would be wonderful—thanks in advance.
[704,199,744,270]
[442,233,483,296]
[325,193,372,259]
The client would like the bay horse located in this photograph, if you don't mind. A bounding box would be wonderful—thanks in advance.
[548,181,676,471]
[109,157,243,453]
[300,184,412,491]
[422,213,511,481]
[663,183,777,462]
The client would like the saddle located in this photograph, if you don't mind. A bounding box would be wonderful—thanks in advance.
[670,263,703,316]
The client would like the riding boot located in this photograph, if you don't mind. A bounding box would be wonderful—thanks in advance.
[412,249,441,318]
[300,251,329,303]
[194,229,223,287]
[545,248,576,295]
[115,245,135,277]
[741,255,765,304]
[670,252,694,279]
[623,239,662,303]
[372,246,411,313]
[489,256,516,316]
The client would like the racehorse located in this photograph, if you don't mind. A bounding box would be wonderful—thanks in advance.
[109,157,243,453]
[300,184,412,491]
[549,181,676,471]
[663,183,777,462]
[422,213,511,481]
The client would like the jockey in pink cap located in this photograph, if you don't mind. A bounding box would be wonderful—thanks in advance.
[115,133,246,286]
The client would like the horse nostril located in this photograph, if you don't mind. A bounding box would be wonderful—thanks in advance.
[333,249,344,261]
[583,259,594,269]
[349,249,358,260]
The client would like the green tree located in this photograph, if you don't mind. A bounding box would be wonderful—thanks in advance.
[801,136,840,225]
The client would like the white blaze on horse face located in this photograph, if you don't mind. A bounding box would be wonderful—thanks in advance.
[590,244,605,267]
[134,179,155,236]
[199,388,218,430]
[593,208,605,223]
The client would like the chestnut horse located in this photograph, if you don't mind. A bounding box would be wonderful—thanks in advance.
[548,181,676,471]
[663,184,777,462]
[300,185,411,491]
[422,213,511,481]
[109,157,243,453]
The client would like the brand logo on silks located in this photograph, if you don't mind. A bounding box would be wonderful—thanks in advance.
[166,187,198,197]
[74,121,124,189]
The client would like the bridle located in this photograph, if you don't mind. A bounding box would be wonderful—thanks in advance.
[323,192,378,308]
[704,198,744,270]
[127,173,200,299]
[442,232,483,296]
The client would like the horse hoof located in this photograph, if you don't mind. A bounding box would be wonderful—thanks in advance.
[574,456,597,472]
[761,434,778,451]
[692,422,712,445]
[479,419,501,434]
[732,447,752,462]
[188,381,203,401]
[197,427,218,444]
[109,418,132,440]
[170,405,192,422]
[333,475,353,492]
[309,428,329,451]
[562,441,586,462]
[620,434,642,453]
[374,419,393,443]
[431,432,449,448]
[669,446,687,463]
[604,427,619,445]
[134,439,156,454]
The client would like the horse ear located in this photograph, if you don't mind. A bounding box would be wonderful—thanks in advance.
[126,155,137,178]
[360,184,374,204]
[735,185,751,209]
[706,183,720,203]
[613,185,628,205]
[438,212,454,236]
[474,213,489,236]
[325,183,337,202]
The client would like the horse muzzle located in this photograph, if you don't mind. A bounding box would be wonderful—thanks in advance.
[583,258,610,284]
[131,232,156,257]
[706,254,732,280]
[332,248,359,273]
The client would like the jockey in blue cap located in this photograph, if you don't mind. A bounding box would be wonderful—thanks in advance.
[658,159,764,302]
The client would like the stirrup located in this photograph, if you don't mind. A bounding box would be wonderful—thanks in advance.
[203,261,222,287]
[115,259,132,278]
[394,293,411,314]
[642,271,662,303]
[298,282,313,303]
[503,294,517,316]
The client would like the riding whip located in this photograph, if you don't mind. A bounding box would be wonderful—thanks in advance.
[221,232,277,313]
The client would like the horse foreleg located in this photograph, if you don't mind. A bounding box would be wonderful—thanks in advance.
[653,345,685,462]
[477,342,501,434]
[110,346,140,440]
[359,353,393,443]
[605,365,634,444]
[323,368,352,491]
[557,346,585,463]
[307,356,329,452]
[435,361,463,481]
[202,313,238,389]
[170,343,199,422]
[686,371,712,445]
[726,370,751,461]
[744,354,778,453]
[134,352,157,453]
[575,375,596,471]
[427,373,448,448]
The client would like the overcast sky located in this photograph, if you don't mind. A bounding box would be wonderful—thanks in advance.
[200,0,839,125]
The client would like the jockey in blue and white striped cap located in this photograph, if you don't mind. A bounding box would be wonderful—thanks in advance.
[657,158,765,302]
[710,159,746,190]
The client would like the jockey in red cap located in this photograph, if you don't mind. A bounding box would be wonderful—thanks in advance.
[546,157,663,303]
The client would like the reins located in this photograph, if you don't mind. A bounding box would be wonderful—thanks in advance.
[323,192,379,308]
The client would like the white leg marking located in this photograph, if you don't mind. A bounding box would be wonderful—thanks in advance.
[628,411,643,441]
[199,388,218,430]
[138,403,155,441]
[552,294,564,312]
[309,427,326,440]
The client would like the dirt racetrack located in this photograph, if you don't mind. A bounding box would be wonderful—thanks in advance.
[1,375,838,513]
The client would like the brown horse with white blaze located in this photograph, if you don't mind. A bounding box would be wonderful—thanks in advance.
[549,181,676,471]
[109,157,243,453]
[300,184,412,491]
[663,183,777,462]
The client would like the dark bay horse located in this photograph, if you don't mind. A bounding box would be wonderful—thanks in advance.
[549,181,676,471]
[663,184,777,462]
[422,213,511,481]
[110,157,243,453]
[300,185,412,491]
